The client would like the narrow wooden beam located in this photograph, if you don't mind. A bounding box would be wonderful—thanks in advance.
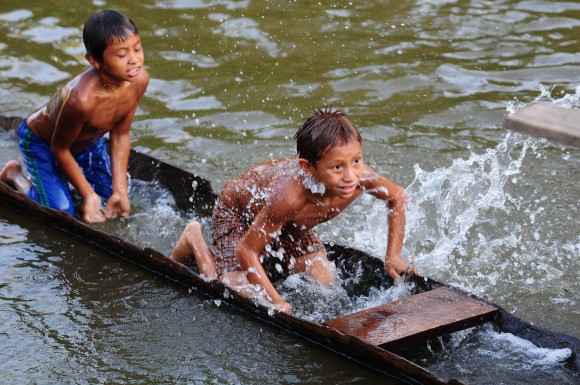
[324,286,496,349]
[504,102,580,147]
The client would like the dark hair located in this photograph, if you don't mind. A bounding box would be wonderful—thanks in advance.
[295,107,362,165]
[83,10,138,62]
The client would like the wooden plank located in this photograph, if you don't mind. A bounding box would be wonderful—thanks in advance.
[503,102,580,147]
[324,286,496,349]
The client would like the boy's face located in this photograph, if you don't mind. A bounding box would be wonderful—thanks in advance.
[309,140,363,199]
[97,32,145,82]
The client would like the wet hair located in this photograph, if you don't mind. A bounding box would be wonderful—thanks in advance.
[295,107,362,165]
[83,10,138,62]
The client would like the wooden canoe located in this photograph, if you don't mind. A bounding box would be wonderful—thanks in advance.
[0,117,578,385]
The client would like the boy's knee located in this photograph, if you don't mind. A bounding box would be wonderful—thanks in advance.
[28,187,75,216]
[184,221,202,236]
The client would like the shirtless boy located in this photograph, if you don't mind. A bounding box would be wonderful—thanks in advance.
[0,10,149,223]
[171,107,411,313]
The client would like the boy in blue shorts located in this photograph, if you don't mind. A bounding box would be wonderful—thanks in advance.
[0,10,149,223]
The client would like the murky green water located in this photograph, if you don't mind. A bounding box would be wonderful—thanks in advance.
[0,1,578,384]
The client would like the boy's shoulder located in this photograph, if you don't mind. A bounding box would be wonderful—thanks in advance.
[61,69,99,100]
[64,67,148,107]
[241,158,309,200]
[267,164,311,205]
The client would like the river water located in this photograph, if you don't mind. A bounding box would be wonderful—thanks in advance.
[0,1,578,384]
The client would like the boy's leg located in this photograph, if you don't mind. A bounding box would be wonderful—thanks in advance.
[282,226,337,286]
[18,121,75,215]
[171,222,218,279]
[219,271,250,288]
[75,137,113,200]
[294,252,338,287]
[0,160,31,193]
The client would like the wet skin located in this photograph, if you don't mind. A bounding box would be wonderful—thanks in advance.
[25,31,149,223]
[219,140,408,312]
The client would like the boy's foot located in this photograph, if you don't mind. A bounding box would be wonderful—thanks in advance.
[170,223,197,265]
[0,160,31,193]
[171,221,218,279]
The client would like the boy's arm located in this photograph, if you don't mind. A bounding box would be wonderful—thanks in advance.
[50,101,105,223]
[235,216,289,312]
[104,111,133,218]
[360,166,410,280]
[234,186,301,312]
[105,71,149,218]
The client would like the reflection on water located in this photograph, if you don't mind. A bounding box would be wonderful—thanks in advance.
[1,0,579,384]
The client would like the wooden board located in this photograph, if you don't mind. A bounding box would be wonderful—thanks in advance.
[324,286,497,349]
[503,102,580,147]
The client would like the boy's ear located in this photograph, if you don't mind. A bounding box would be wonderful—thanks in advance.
[86,55,100,69]
[298,158,315,174]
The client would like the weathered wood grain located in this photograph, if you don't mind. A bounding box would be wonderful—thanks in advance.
[324,286,497,349]
[504,102,580,147]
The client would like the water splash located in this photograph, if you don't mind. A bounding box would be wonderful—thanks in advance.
[300,169,326,195]
[422,324,575,384]
[96,179,203,256]
[405,132,531,283]
[277,272,414,323]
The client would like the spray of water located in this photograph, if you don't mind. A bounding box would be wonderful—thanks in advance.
[404,132,531,291]
[401,89,580,303]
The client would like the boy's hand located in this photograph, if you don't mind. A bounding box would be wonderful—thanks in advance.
[306,256,338,287]
[104,192,131,219]
[273,299,292,314]
[385,256,415,281]
[81,193,106,223]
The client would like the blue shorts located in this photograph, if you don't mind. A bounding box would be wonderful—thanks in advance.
[18,119,113,217]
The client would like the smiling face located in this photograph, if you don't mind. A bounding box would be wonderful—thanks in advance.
[308,140,364,199]
[92,32,145,84]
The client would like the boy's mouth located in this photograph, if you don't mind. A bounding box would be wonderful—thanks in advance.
[128,67,141,77]
[338,185,356,195]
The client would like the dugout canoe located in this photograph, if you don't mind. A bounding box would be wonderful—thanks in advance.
[0,117,578,385]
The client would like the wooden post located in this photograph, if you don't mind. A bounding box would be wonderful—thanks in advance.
[503,102,580,147]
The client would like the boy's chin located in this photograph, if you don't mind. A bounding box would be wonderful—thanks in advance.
[332,190,355,199]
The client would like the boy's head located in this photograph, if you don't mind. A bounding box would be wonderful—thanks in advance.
[83,10,138,63]
[295,107,362,165]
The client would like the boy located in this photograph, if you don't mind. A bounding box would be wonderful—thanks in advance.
[0,10,149,223]
[171,107,411,313]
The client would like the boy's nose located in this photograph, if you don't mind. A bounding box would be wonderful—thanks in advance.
[343,166,358,182]
[128,51,140,64]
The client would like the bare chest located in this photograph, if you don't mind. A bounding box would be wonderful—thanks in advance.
[291,199,351,228]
